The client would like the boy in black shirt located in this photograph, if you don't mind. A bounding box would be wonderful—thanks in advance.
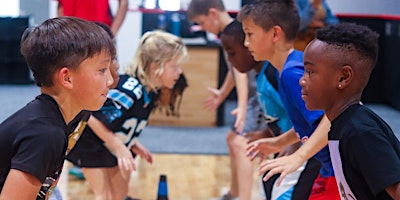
[0,17,115,199]
[300,23,400,199]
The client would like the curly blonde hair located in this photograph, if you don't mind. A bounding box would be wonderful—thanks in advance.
[124,30,188,91]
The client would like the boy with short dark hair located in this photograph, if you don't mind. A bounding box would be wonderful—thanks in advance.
[300,22,400,199]
[187,1,268,199]
[0,17,115,199]
[221,19,321,200]
[238,0,340,199]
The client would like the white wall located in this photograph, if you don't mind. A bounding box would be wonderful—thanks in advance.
[0,0,19,17]
[115,11,142,69]
[327,0,400,15]
[111,0,142,70]
[223,0,241,11]
[20,0,49,25]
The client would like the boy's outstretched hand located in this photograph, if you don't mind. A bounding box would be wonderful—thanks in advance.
[246,137,281,163]
[112,141,136,172]
[203,87,223,111]
[230,106,246,134]
[104,134,136,176]
[106,138,136,179]
[259,153,306,186]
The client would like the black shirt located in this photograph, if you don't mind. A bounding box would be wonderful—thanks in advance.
[0,94,89,199]
[329,104,400,200]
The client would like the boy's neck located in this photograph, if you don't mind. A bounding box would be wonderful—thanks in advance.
[270,46,294,73]
[41,87,80,125]
[326,95,362,121]
[219,12,234,32]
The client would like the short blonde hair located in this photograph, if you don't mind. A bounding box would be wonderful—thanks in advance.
[124,30,188,90]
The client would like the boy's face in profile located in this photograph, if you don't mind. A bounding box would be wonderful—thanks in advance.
[71,51,114,111]
[242,18,273,61]
[193,10,220,35]
[300,39,339,111]
[221,34,256,73]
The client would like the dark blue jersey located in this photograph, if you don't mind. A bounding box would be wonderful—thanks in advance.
[67,74,157,167]
[94,74,156,149]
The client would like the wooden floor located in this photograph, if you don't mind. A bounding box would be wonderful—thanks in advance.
[58,154,262,200]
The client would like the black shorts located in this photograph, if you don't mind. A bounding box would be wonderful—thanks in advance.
[66,128,118,168]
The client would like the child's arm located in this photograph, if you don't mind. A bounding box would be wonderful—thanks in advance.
[231,67,248,133]
[246,128,299,162]
[203,70,235,111]
[110,0,128,36]
[259,115,330,186]
[57,1,63,17]
[0,169,41,199]
[87,115,136,172]
[131,140,153,164]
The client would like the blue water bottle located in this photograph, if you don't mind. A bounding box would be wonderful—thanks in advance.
[157,174,168,200]
[170,12,181,36]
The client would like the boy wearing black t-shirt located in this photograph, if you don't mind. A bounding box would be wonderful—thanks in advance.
[0,17,115,199]
[300,23,400,199]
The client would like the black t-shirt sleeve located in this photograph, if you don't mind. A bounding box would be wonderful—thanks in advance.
[11,118,65,182]
[345,129,400,195]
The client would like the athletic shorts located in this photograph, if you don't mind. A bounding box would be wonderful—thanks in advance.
[231,96,268,135]
[263,157,321,200]
[308,174,340,200]
[66,128,136,168]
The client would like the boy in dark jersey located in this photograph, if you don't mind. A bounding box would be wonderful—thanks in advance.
[238,0,340,199]
[66,30,188,199]
[0,17,115,199]
[221,19,320,200]
[299,23,400,199]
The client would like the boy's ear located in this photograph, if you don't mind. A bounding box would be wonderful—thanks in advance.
[272,25,283,42]
[338,65,353,89]
[208,8,219,17]
[59,67,73,89]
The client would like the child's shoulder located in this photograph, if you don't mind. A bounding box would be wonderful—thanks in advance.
[0,94,67,143]
[118,75,142,89]
[281,50,304,78]
[334,104,392,135]
[110,74,144,102]
[285,50,304,68]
